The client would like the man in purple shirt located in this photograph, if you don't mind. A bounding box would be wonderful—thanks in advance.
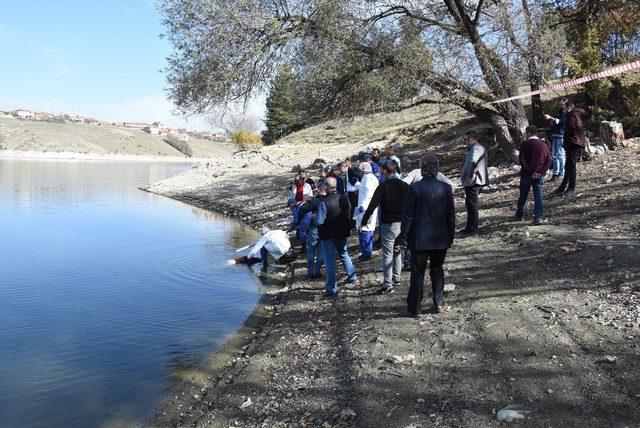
[516,125,552,225]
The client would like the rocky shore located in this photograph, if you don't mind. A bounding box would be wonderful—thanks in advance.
[144,121,640,427]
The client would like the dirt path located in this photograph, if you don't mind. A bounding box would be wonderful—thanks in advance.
[146,131,639,427]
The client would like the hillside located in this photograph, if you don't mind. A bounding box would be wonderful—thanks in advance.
[0,117,235,159]
[145,102,639,426]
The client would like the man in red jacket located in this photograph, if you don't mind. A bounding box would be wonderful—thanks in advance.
[516,125,552,225]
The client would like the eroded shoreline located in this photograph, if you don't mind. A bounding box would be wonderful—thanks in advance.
[144,133,640,427]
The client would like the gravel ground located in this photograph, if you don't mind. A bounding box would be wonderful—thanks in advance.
[144,125,640,427]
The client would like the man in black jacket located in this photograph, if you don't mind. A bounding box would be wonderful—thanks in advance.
[339,159,363,227]
[361,162,408,294]
[297,184,326,278]
[317,177,358,296]
[396,154,455,316]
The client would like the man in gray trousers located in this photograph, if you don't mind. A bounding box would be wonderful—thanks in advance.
[460,130,488,235]
[361,162,408,294]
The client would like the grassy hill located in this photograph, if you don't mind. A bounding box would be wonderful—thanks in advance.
[0,117,235,159]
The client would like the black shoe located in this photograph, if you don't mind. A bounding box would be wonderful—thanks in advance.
[323,291,337,298]
[552,187,565,196]
[406,309,421,318]
[458,229,478,237]
[564,188,575,195]
[549,174,559,182]
[514,215,524,221]
[532,218,548,225]
[377,286,395,295]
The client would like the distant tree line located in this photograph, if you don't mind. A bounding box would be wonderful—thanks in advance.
[157,0,640,154]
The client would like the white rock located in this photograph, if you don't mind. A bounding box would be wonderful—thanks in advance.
[599,355,617,364]
[606,245,614,250]
[444,283,456,292]
[496,406,526,422]
[239,397,253,409]
[388,354,416,364]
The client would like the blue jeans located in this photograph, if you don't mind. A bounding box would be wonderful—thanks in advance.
[552,136,565,176]
[516,174,545,221]
[320,238,357,294]
[404,249,412,268]
[306,227,324,276]
[358,230,374,258]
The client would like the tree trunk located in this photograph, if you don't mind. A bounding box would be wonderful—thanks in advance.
[485,114,526,163]
[530,89,545,126]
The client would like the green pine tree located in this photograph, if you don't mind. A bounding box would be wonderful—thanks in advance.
[262,69,304,145]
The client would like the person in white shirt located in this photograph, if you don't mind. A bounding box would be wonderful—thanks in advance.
[233,227,291,268]
[354,162,379,260]
[403,168,456,189]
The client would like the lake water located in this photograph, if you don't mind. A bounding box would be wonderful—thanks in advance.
[0,159,260,427]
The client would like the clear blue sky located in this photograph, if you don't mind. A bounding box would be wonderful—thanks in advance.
[0,1,262,130]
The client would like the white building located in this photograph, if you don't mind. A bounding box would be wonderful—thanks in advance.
[13,109,34,120]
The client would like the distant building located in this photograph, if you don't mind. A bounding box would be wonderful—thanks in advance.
[120,121,152,129]
[34,112,53,121]
[142,122,170,135]
[13,109,34,120]
[82,116,108,125]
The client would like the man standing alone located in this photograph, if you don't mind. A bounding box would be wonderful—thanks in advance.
[317,177,358,296]
[460,130,488,235]
[516,125,552,224]
[396,154,455,316]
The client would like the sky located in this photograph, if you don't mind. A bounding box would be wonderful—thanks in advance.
[0,1,264,131]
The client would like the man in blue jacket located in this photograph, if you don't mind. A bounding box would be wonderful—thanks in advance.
[396,153,455,316]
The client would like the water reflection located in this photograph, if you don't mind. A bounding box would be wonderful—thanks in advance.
[0,159,260,427]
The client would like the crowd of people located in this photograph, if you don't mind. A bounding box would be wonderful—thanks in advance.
[239,100,586,316]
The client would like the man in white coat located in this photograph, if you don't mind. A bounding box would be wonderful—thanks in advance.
[354,162,379,260]
[234,227,291,269]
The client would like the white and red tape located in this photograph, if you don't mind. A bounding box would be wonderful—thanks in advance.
[490,60,640,104]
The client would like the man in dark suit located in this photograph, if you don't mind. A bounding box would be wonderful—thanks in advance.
[396,153,455,316]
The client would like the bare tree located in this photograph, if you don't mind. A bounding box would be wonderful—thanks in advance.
[158,0,568,159]
[207,105,262,136]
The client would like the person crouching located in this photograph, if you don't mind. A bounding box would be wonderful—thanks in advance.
[234,227,292,270]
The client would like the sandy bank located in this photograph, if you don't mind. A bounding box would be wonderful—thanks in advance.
[145,119,640,427]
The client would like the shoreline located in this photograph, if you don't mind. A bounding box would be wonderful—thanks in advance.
[143,133,640,426]
[141,190,295,427]
[0,149,213,163]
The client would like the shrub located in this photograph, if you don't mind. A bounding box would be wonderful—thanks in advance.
[231,131,262,150]
[164,134,193,157]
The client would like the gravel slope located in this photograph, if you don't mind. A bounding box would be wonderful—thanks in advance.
[145,119,640,427]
